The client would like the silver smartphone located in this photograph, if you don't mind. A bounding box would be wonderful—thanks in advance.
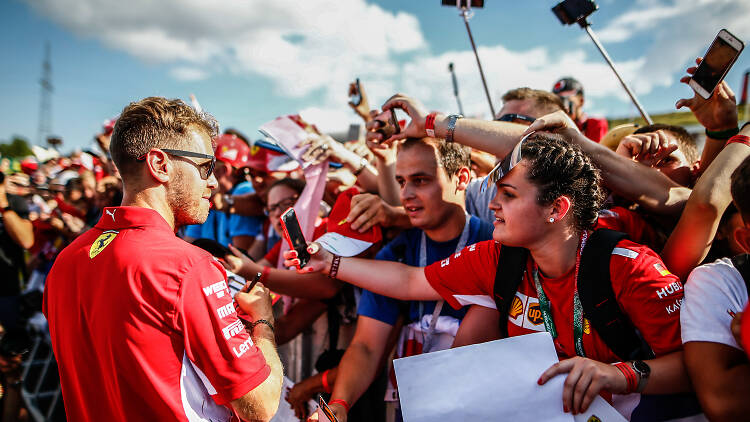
[689,29,744,99]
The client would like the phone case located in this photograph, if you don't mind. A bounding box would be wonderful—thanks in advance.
[279,208,309,269]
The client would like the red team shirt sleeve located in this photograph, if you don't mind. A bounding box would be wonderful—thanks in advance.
[609,240,684,356]
[424,240,499,309]
[175,256,270,405]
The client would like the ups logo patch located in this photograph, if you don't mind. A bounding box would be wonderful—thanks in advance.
[527,302,544,325]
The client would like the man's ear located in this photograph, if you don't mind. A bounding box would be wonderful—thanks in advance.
[455,166,471,192]
[145,150,171,184]
[734,225,750,255]
[550,195,572,223]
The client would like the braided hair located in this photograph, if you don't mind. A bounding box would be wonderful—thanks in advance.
[520,133,604,232]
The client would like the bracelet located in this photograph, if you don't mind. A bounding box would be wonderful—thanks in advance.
[329,399,351,413]
[613,362,638,394]
[726,134,750,148]
[321,369,332,394]
[425,112,437,138]
[705,126,739,140]
[353,157,368,176]
[446,114,463,143]
[328,255,341,279]
[261,266,271,283]
[249,319,274,334]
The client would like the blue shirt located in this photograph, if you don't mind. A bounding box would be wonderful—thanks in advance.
[357,215,494,326]
[184,182,263,246]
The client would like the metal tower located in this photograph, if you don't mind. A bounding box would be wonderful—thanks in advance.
[37,42,53,145]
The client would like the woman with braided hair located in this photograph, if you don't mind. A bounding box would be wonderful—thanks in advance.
[287,95,694,420]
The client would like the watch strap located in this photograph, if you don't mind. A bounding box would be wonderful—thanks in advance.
[446,114,463,143]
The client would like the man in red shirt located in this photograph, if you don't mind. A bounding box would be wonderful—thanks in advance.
[552,77,609,142]
[43,97,282,421]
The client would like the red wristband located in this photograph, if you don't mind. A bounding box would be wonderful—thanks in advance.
[726,134,750,147]
[329,399,351,413]
[321,369,332,394]
[425,112,437,138]
[261,266,271,283]
[614,362,638,394]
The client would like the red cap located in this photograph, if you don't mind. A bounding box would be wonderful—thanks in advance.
[20,158,39,174]
[214,134,250,167]
[246,144,299,173]
[315,188,382,257]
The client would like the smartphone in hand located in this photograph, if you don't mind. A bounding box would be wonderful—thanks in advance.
[318,395,340,422]
[373,109,401,142]
[689,29,744,99]
[349,78,362,106]
[280,208,310,269]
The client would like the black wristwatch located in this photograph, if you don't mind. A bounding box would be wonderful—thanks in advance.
[631,360,651,393]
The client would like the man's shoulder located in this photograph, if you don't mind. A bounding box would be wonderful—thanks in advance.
[687,257,747,297]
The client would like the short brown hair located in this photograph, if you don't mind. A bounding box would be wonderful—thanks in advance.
[110,97,218,177]
[501,88,565,116]
[634,124,699,164]
[399,137,471,177]
[731,156,750,223]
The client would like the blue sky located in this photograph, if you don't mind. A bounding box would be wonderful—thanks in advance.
[1,0,749,154]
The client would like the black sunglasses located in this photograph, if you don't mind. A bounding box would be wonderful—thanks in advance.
[495,113,536,125]
[137,148,216,180]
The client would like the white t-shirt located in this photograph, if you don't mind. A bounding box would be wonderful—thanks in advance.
[681,257,748,350]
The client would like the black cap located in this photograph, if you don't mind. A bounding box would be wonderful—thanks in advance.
[552,77,583,96]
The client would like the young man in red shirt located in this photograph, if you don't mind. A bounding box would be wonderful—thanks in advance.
[43,97,282,421]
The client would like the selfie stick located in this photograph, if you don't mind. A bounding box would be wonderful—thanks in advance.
[578,19,653,124]
[456,5,496,118]
[448,62,465,115]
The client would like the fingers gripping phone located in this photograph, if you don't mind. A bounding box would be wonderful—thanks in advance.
[374,109,401,142]
[318,395,339,422]
[349,78,362,106]
[280,208,310,269]
[689,29,744,99]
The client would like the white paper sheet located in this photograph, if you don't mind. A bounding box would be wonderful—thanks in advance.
[258,116,312,163]
[393,332,572,422]
[271,376,318,422]
[574,396,627,422]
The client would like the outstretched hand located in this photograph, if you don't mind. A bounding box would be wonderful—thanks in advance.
[675,57,738,132]
[222,244,257,276]
[522,110,581,139]
[283,242,334,275]
[616,131,679,166]
[380,93,430,144]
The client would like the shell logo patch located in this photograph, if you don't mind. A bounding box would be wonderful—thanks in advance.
[89,230,118,259]
[509,296,523,319]
[583,318,591,335]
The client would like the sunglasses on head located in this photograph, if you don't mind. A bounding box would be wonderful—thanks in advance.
[480,131,534,193]
[495,113,536,125]
[137,148,216,180]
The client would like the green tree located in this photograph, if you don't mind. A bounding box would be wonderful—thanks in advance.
[0,137,34,158]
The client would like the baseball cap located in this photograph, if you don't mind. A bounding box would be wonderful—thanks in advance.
[246,141,300,173]
[315,188,383,257]
[552,77,584,97]
[215,134,250,167]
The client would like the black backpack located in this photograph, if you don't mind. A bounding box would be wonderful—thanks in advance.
[492,228,654,361]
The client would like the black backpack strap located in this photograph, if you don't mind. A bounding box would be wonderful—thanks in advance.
[493,245,529,338]
[578,228,654,361]
[731,254,750,293]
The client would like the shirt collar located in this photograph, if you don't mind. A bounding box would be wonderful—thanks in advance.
[95,206,174,233]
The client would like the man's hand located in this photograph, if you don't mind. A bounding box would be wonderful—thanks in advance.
[522,110,582,140]
[283,243,334,275]
[616,131,678,166]
[380,93,430,144]
[346,193,390,232]
[235,282,274,324]
[222,244,258,276]
[538,356,628,415]
[285,378,314,420]
[364,111,399,162]
[300,134,338,165]
[676,57,738,132]
[348,80,372,123]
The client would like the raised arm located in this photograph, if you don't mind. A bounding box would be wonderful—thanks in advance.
[661,124,750,279]
[285,242,441,302]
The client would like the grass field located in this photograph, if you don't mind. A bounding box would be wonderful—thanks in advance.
[608,105,748,128]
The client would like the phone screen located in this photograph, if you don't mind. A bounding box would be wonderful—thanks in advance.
[692,35,741,95]
[349,78,362,106]
[280,208,310,268]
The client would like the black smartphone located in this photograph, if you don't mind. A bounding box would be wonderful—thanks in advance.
[318,395,340,422]
[552,0,597,26]
[441,0,484,7]
[689,29,745,99]
[349,78,362,106]
[279,207,310,269]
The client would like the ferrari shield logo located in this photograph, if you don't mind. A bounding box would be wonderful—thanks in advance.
[89,230,118,259]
